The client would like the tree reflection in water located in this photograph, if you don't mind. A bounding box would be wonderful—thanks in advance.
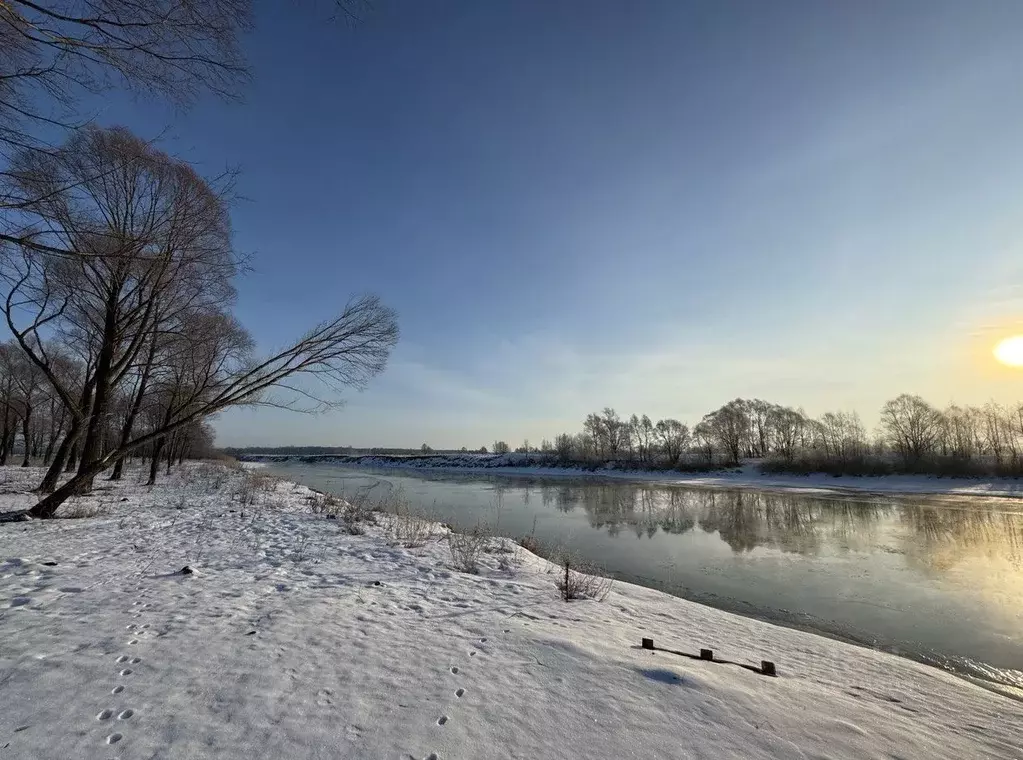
[545,482,1022,569]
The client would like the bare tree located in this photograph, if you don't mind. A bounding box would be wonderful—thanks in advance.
[653,418,689,466]
[9,345,44,465]
[768,406,804,462]
[553,432,574,463]
[22,293,396,517]
[699,400,749,465]
[879,394,943,468]
[630,414,654,464]
[2,125,238,490]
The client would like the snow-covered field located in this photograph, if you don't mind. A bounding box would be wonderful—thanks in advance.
[250,453,1023,499]
[1,464,1020,759]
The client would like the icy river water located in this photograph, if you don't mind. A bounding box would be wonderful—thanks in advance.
[264,461,1023,699]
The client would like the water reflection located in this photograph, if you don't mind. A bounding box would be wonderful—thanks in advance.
[531,482,1023,566]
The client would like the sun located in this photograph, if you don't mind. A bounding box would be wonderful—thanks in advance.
[994,336,1023,367]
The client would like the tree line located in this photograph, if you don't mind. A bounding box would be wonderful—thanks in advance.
[0,2,398,518]
[489,395,1023,477]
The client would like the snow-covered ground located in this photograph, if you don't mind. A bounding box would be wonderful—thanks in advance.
[249,453,1023,499]
[1,463,1020,759]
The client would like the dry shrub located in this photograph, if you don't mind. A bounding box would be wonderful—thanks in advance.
[249,472,279,493]
[556,557,614,602]
[193,462,231,492]
[448,523,491,574]
[310,490,376,534]
[234,471,277,505]
[387,489,434,548]
[58,501,108,519]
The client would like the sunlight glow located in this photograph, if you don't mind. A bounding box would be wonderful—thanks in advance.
[994,336,1023,367]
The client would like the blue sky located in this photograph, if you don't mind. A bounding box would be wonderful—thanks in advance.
[91,0,1023,448]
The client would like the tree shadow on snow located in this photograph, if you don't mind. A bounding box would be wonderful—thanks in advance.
[638,667,684,685]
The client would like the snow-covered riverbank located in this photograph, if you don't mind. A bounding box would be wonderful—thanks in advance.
[247,453,1023,500]
[1,464,1020,759]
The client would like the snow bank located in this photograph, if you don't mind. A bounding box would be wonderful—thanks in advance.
[246,453,1023,499]
[0,464,1019,759]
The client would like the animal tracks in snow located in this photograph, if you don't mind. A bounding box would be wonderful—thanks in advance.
[420,632,496,754]
[98,593,149,748]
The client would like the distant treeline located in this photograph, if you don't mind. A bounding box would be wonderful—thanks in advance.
[488,395,1023,478]
[222,445,474,457]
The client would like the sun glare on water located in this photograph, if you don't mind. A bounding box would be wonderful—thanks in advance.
[994,336,1023,367]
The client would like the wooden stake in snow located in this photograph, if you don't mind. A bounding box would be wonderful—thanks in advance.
[642,638,654,650]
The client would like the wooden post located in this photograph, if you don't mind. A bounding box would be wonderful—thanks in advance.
[761,660,776,676]
[641,638,654,650]
[700,648,713,660]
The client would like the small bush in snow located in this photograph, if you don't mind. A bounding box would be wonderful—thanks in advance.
[58,501,108,519]
[249,472,279,493]
[310,490,376,534]
[556,557,614,602]
[387,490,434,548]
[234,471,277,505]
[194,463,231,491]
[448,523,490,573]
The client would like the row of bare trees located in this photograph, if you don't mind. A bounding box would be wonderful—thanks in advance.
[520,395,1023,476]
[0,2,398,518]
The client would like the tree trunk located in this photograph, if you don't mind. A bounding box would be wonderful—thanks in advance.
[38,423,82,493]
[0,408,9,467]
[20,407,31,467]
[65,442,78,472]
[43,433,56,466]
[148,436,166,486]
[109,346,155,481]
[29,460,109,519]
[76,290,120,489]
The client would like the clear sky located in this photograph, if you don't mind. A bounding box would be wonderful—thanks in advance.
[91,0,1023,448]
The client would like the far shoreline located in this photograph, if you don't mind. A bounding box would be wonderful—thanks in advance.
[245,454,1023,502]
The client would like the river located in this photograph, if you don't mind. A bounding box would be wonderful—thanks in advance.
[263,461,1023,698]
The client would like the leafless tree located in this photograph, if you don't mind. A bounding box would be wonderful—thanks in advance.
[698,400,749,465]
[879,394,943,468]
[22,293,396,516]
[768,406,805,462]
[653,418,689,466]
[553,432,574,463]
[2,125,238,490]
[630,414,654,464]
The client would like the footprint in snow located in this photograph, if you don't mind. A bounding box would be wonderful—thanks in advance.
[436,716,448,726]
[111,686,124,695]
[117,710,133,720]
[105,733,122,744]
[455,689,464,698]
[449,666,458,675]
[116,655,129,663]
[119,669,133,676]
[97,709,113,721]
